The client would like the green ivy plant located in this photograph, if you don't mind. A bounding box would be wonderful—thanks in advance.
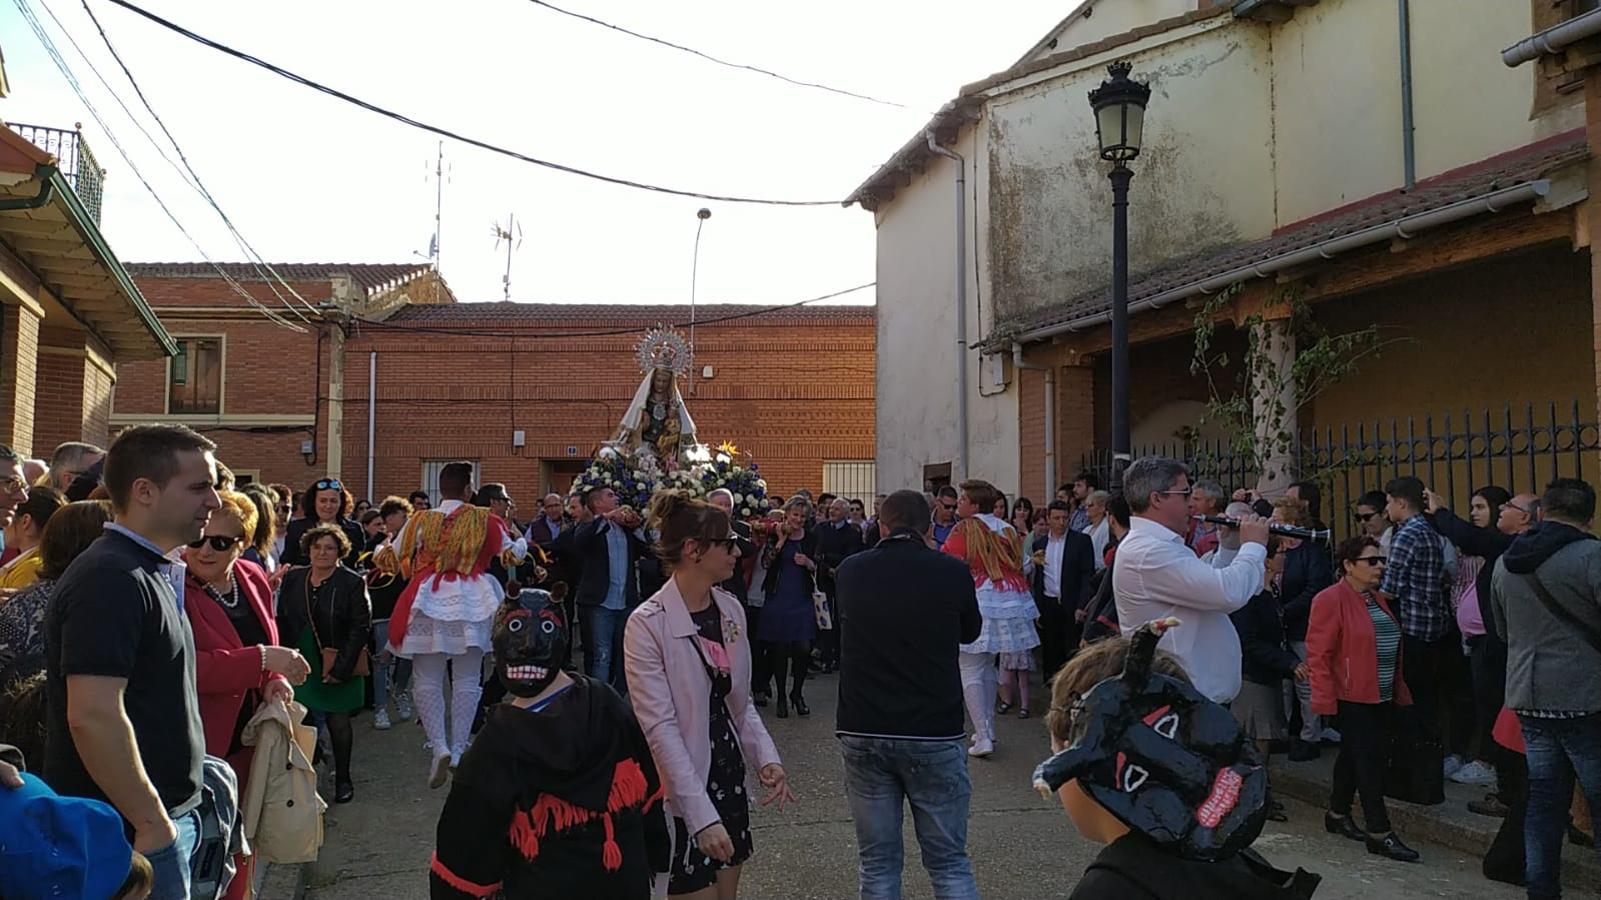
[1189,282,1396,491]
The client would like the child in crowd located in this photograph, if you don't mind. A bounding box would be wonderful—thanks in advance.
[1035,618,1321,899]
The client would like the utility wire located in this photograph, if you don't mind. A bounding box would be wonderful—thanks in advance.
[103,0,843,206]
[10,0,307,330]
[76,0,320,317]
[524,0,908,109]
[357,282,875,339]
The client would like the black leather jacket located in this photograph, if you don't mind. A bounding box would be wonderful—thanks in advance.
[277,565,371,682]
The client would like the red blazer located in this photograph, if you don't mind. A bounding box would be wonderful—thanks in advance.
[184,558,289,760]
[1306,579,1414,715]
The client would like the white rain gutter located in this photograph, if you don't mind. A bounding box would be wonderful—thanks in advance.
[1014,179,1549,344]
[1504,7,1601,67]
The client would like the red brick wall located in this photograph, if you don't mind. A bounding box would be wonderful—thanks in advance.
[32,350,85,457]
[0,303,40,456]
[83,361,113,448]
[341,318,876,502]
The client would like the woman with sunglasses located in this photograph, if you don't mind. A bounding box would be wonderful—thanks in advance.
[625,490,794,900]
[280,477,365,569]
[278,524,371,804]
[183,490,310,897]
[1306,534,1419,862]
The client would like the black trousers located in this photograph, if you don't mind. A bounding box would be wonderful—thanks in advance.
[1036,596,1069,680]
[1402,633,1449,743]
[745,604,768,694]
[1331,699,1396,833]
[1467,634,1508,761]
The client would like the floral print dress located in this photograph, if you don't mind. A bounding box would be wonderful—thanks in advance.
[668,604,753,895]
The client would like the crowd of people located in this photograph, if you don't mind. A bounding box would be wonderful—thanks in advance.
[5,424,1601,899]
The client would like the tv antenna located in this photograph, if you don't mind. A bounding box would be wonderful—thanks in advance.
[417,142,450,271]
[492,213,523,301]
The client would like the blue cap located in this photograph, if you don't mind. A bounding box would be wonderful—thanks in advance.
[0,773,133,899]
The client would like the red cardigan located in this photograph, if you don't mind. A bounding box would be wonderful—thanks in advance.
[184,558,289,761]
[1306,579,1414,716]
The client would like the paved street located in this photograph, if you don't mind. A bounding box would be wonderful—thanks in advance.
[296,672,1529,899]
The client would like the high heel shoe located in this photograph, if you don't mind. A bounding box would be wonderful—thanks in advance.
[1365,831,1420,862]
[1324,812,1365,842]
[775,695,789,719]
[792,694,810,717]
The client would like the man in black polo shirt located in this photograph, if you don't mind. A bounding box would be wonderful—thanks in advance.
[44,424,220,900]
[835,489,982,900]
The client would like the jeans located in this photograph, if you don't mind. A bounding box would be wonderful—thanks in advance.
[1287,641,1320,742]
[838,736,979,900]
[146,807,202,900]
[1519,713,1601,899]
[370,618,411,710]
[583,605,630,691]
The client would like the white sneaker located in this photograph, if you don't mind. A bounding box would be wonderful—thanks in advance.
[1450,760,1498,786]
[396,693,414,722]
[1443,755,1465,779]
[968,738,994,758]
[428,753,452,789]
[373,708,392,731]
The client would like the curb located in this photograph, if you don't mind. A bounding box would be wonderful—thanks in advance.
[1271,759,1601,892]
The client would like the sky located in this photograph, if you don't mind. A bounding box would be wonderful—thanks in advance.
[0,0,1068,307]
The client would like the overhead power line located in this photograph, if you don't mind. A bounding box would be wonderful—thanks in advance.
[102,0,843,206]
[10,0,307,330]
[524,0,908,109]
[357,281,876,339]
[74,0,321,318]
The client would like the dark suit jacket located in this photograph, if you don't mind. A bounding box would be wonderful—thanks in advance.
[1277,540,1334,642]
[1028,528,1095,613]
[814,521,865,595]
[719,520,756,603]
[762,527,819,597]
[573,518,647,608]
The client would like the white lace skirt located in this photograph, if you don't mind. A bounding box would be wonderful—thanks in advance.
[961,613,1041,655]
[394,610,492,658]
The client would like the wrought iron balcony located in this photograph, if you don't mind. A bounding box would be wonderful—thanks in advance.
[8,122,106,225]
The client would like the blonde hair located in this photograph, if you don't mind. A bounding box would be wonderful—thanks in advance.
[1271,496,1310,528]
[214,490,259,542]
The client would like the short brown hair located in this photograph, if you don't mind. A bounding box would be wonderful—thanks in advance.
[647,489,732,573]
[16,485,65,533]
[300,522,352,558]
[239,484,278,554]
[38,500,113,580]
[1337,534,1381,566]
[959,479,1000,517]
[378,495,414,519]
[1046,634,1189,748]
[103,425,216,512]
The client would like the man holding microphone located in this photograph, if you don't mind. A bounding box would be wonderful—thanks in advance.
[1113,457,1270,705]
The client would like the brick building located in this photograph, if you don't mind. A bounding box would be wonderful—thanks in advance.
[113,265,876,505]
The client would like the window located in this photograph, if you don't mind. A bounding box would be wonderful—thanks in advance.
[421,460,480,507]
[823,461,876,502]
[169,337,222,415]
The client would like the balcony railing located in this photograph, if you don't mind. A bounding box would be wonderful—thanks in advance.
[8,122,106,225]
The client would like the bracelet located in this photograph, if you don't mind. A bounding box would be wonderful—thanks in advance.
[258,644,267,673]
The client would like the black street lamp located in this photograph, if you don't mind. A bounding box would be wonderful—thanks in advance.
[1088,61,1151,490]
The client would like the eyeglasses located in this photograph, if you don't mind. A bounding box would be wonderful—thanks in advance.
[1156,487,1193,498]
[1,477,26,496]
[187,535,243,551]
[1355,556,1388,567]
[1501,502,1534,516]
[314,479,343,491]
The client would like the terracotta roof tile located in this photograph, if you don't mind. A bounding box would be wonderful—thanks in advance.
[123,262,434,296]
[385,302,874,326]
[988,131,1588,344]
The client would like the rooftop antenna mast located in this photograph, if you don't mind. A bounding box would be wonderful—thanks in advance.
[417,142,449,300]
[492,213,523,301]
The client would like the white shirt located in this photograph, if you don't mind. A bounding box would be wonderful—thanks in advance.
[1088,518,1110,571]
[1113,516,1267,704]
[1043,532,1066,599]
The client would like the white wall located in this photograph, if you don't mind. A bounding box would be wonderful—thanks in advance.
[1023,0,1201,65]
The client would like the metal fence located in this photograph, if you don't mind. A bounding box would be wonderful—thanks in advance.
[9,122,106,224]
[1084,400,1601,541]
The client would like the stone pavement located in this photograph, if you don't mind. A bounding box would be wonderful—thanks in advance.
[283,674,1537,899]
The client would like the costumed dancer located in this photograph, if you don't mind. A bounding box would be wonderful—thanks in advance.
[430,588,667,899]
[1033,618,1322,899]
[378,461,527,788]
[941,479,1040,758]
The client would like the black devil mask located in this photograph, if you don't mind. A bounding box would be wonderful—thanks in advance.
[493,589,568,698]
[1032,617,1269,861]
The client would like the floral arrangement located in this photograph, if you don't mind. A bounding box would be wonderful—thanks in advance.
[576,441,771,519]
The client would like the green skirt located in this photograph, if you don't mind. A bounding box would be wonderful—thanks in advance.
[292,626,366,714]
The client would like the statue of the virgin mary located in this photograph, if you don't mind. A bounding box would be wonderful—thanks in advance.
[612,327,698,467]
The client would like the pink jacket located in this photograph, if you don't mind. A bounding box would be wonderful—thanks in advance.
[624,577,780,836]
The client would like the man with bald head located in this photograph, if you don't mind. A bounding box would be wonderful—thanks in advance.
[1427,486,1538,806]
[524,492,566,547]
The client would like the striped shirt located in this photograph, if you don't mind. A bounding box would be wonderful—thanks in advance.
[1364,590,1401,703]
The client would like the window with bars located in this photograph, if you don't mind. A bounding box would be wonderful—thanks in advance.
[169,337,222,415]
[822,461,876,503]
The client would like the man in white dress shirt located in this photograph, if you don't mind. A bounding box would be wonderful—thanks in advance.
[1113,457,1269,704]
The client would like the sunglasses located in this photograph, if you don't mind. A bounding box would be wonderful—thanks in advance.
[941,503,957,511]
[314,479,343,491]
[188,535,243,551]
[1355,512,1378,523]
[706,537,740,552]
[1354,556,1388,566]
